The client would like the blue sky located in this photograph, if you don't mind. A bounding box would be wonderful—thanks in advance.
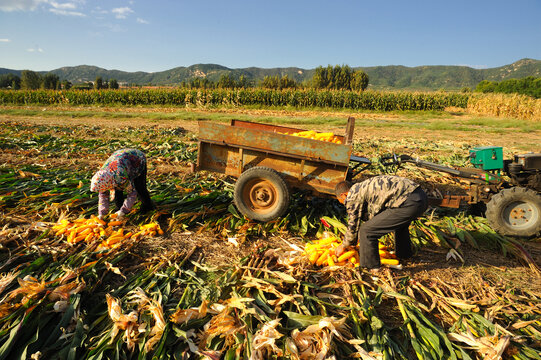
[1,0,540,72]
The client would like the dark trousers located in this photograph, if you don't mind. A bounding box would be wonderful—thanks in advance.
[357,187,428,269]
[114,164,154,212]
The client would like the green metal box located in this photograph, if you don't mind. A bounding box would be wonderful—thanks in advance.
[469,146,504,170]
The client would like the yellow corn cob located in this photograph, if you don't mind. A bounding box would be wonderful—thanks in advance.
[381,258,399,266]
[327,255,336,266]
[73,234,86,243]
[308,250,321,264]
[337,250,356,263]
[316,250,330,266]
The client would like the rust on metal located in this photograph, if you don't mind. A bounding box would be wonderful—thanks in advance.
[198,120,351,166]
[242,178,278,215]
[196,118,355,196]
[428,195,470,208]
[345,117,355,145]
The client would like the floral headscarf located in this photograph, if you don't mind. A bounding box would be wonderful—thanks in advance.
[90,170,115,193]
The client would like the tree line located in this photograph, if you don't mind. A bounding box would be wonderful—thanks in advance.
[475,76,541,98]
[181,66,370,91]
[0,71,119,90]
[1,65,371,92]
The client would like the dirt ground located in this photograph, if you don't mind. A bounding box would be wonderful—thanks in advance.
[2,107,540,291]
[2,106,540,151]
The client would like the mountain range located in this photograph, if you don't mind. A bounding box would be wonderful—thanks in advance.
[1,58,540,90]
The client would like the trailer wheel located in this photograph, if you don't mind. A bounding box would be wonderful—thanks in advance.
[234,167,290,222]
[485,187,541,237]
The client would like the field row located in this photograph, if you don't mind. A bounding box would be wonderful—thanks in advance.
[0,88,469,111]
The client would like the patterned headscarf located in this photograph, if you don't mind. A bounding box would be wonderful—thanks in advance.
[90,170,115,193]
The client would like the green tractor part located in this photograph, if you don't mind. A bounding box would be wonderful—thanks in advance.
[383,149,541,237]
[469,146,504,171]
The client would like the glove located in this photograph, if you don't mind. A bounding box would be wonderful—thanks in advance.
[115,210,126,220]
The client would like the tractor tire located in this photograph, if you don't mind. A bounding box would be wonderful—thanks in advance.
[233,167,290,222]
[485,187,541,237]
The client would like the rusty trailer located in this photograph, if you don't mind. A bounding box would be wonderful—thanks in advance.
[195,117,369,221]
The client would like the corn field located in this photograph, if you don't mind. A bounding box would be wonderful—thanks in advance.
[0,88,469,111]
[0,119,540,359]
[467,93,541,121]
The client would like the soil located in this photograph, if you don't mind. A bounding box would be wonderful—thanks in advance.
[1,106,540,311]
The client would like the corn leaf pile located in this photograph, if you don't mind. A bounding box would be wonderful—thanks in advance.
[1,121,540,359]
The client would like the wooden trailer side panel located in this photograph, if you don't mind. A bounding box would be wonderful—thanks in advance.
[198,121,351,166]
[197,141,348,195]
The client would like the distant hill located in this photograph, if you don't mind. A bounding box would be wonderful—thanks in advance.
[1,59,540,90]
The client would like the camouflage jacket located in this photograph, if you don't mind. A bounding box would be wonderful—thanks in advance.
[343,175,420,246]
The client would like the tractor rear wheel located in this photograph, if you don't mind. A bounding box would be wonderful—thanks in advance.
[234,167,290,222]
[485,187,541,237]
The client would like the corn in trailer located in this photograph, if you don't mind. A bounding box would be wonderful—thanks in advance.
[194,117,370,221]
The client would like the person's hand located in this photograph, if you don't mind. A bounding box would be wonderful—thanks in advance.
[115,210,126,220]
[335,243,348,258]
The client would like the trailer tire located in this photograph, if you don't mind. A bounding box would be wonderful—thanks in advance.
[234,167,290,222]
[485,187,541,237]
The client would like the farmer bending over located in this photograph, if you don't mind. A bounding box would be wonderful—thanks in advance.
[90,148,154,220]
[334,175,428,271]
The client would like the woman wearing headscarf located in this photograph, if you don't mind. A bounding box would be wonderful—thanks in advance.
[90,148,154,219]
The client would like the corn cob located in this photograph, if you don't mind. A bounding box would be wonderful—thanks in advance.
[303,233,400,268]
[51,217,165,250]
[290,130,343,144]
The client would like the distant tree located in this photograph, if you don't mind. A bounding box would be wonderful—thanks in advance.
[41,73,60,89]
[187,77,214,89]
[260,75,297,90]
[238,75,248,89]
[109,79,119,89]
[351,70,369,91]
[94,76,103,90]
[0,73,20,89]
[461,87,472,93]
[217,74,235,88]
[61,80,72,90]
[532,78,541,98]
[475,80,497,93]
[20,70,41,90]
[279,75,297,89]
[72,82,93,90]
[336,65,352,90]
[312,66,330,89]
[312,65,361,90]
[261,75,280,89]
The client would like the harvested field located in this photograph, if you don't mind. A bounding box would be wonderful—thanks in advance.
[0,106,540,359]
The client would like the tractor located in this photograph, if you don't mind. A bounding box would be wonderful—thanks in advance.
[385,147,541,237]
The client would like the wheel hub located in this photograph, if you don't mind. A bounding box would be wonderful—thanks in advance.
[502,201,539,229]
[243,179,277,214]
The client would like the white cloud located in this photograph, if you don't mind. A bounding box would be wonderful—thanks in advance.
[136,17,149,24]
[49,7,85,16]
[0,0,86,16]
[0,0,47,11]
[0,38,11,42]
[92,6,108,15]
[112,7,133,19]
[27,46,44,53]
[49,1,76,9]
